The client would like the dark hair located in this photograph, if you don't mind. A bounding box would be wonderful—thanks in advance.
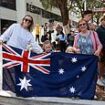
[21,15,34,32]
[82,10,93,17]
[49,19,54,23]
[60,31,65,38]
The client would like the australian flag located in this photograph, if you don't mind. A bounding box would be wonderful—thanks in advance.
[2,44,98,99]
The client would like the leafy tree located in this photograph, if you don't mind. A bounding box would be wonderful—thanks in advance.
[73,0,105,24]
[40,0,105,27]
[40,0,70,26]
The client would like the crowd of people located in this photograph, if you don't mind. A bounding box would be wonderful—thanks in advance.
[0,10,105,98]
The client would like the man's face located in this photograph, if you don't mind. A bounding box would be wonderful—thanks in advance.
[101,20,105,27]
[84,14,92,22]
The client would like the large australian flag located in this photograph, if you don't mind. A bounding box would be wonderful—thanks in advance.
[2,44,98,99]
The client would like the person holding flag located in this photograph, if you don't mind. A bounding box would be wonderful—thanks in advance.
[0,15,43,54]
[73,19,102,56]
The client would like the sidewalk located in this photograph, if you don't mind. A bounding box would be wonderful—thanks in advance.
[0,96,105,105]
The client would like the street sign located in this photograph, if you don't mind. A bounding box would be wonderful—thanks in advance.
[93,8,105,12]
[101,0,105,2]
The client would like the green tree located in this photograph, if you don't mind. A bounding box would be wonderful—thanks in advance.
[40,0,70,26]
[73,0,105,24]
[40,0,105,28]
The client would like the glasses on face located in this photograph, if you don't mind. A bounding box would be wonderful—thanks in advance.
[79,23,86,27]
[24,18,32,23]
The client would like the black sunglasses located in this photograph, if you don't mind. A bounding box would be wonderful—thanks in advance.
[24,18,32,23]
[79,23,86,27]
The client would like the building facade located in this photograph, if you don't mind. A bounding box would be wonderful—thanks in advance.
[0,0,62,34]
[0,0,79,34]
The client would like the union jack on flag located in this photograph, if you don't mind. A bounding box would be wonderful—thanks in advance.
[2,44,50,74]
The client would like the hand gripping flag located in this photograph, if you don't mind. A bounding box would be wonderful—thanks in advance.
[2,44,98,99]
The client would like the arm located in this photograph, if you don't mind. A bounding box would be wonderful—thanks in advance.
[30,35,43,54]
[94,32,103,56]
[73,35,78,48]
[73,35,80,53]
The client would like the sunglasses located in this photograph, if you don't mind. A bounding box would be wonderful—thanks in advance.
[79,23,86,27]
[24,18,32,23]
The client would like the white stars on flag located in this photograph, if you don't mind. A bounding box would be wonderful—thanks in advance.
[71,57,78,63]
[17,76,32,91]
[81,66,87,72]
[76,75,80,78]
[58,68,64,74]
[69,86,76,93]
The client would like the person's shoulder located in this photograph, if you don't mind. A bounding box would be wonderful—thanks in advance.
[96,26,103,31]
[90,31,98,37]
[74,33,79,37]
[10,23,20,28]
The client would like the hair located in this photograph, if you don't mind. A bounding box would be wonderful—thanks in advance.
[43,40,51,45]
[60,31,65,38]
[21,15,34,32]
[82,10,93,17]
[100,15,105,22]
[66,46,75,53]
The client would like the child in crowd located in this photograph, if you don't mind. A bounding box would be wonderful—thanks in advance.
[66,46,80,53]
[42,40,52,53]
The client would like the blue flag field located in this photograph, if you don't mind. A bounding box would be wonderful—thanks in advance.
[2,44,98,99]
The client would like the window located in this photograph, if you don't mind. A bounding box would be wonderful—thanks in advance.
[0,0,16,10]
[26,3,62,22]
[1,19,16,34]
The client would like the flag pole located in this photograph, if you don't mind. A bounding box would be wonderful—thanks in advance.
[0,44,2,90]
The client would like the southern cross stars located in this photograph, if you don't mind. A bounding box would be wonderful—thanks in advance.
[17,76,32,91]
[70,86,76,93]
[81,66,87,72]
[58,68,64,74]
[71,57,77,63]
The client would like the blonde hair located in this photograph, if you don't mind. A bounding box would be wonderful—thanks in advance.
[66,46,75,53]
[43,40,52,48]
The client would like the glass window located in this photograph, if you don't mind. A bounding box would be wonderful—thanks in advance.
[1,19,16,34]
[0,0,16,10]
[26,3,62,22]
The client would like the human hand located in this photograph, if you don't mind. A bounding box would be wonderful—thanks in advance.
[94,50,100,56]
[73,47,80,53]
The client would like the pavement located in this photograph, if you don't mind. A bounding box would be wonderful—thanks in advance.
[0,95,105,105]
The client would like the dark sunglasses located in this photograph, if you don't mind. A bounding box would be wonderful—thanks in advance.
[24,18,32,23]
[79,23,86,27]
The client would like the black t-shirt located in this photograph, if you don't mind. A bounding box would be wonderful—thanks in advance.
[96,25,105,49]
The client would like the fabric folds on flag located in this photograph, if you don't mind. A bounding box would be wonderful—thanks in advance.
[2,44,98,99]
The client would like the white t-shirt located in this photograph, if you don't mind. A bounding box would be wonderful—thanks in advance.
[0,23,43,54]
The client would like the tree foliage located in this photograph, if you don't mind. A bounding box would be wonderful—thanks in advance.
[40,0,69,26]
[71,0,105,24]
[39,0,105,25]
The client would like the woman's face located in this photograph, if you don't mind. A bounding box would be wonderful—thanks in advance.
[78,20,87,32]
[22,16,33,29]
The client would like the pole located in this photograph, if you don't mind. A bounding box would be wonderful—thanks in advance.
[84,0,87,11]
[82,0,87,11]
